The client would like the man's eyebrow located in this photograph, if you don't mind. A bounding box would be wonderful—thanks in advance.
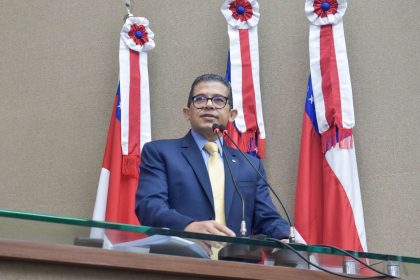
[193,93,227,96]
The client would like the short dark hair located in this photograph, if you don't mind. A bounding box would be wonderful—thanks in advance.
[187,74,233,108]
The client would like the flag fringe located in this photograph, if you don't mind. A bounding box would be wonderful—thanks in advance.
[225,122,266,158]
[122,155,140,178]
[239,131,256,153]
[322,126,353,153]
[256,137,266,159]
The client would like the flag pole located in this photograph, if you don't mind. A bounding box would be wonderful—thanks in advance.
[123,0,134,20]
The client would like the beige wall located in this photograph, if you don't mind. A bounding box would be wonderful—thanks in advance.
[0,0,419,258]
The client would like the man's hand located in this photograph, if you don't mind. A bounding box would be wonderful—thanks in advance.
[185,220,236,237]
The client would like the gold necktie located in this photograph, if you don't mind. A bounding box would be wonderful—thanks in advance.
[204,142,226,225]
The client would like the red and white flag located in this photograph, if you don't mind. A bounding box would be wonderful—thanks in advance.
[90,17,154,246]
[295,0,367,252]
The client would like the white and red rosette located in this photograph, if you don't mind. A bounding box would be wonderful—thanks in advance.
[221,0,260,29]
[120,17,155,52]
[119,17,154,177]
[305,0,347,26]
[306,0,354,152]
[221,0,266,158]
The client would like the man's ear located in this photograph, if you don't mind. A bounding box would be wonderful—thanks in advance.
[182,107,191,121]
[229,108,238,122]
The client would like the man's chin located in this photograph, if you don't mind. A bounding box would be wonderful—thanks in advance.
[200,122,217,129]
[200,125,216,133]
[193,125,219,138]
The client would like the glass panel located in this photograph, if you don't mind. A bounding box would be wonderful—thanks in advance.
[1,209,419,279]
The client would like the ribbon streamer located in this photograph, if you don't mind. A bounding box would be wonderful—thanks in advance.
[119,17,155,177]
[306,0,354,152]
[221,0,266,158]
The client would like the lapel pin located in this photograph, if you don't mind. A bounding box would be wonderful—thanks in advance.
[232,159,237,163]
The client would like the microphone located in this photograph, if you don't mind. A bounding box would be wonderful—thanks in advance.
[212,124,247,237]
[220,125,295,243]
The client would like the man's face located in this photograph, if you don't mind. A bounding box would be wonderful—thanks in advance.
[183,81,237,140]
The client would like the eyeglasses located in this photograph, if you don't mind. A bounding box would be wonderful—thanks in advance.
[191,95,229,109]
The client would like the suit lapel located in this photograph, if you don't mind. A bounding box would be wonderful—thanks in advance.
[180,132,214,210]
[223,146,239,220]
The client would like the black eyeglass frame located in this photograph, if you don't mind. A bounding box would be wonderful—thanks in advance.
[190,95,230,109]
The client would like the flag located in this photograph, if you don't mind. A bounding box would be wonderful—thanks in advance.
[90,87,143,244]
[295,0,367,252]
[294,76,367,252]
[90,17,154,246]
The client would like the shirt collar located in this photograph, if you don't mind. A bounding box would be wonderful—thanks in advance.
[191,129,224,155]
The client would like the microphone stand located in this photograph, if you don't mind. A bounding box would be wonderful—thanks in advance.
[212,124,262,263]
[213,125,247,237]
[221,127,295,243]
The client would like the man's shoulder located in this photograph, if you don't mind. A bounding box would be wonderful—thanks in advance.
[144,137,183,149]
[143,133,192,150]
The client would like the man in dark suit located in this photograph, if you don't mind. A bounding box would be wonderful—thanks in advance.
[135,74,289,239]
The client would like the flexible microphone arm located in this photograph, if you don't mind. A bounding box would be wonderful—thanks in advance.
[217,124,295,243]
[212,124,247,237]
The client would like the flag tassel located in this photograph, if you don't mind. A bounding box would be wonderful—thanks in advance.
[122,155,140,178]
[257,136,266,159]
[321,126,353,153]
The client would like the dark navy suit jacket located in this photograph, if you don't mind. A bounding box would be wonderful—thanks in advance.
[135,131,289,238]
